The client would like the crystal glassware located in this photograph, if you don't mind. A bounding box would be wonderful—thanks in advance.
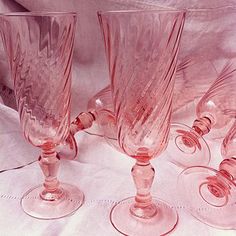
[60,58,220,159]
[98,9,186,235]
[0,12,84,219]
[60,59,218,158]
[167,62,236,168]
[63,60,236,163]
[178,121,236,229]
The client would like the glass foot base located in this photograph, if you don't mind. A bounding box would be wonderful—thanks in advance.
[167,123,210,168]
[21,183,84,219]
[110,197,178,236]
[178,166,236,229]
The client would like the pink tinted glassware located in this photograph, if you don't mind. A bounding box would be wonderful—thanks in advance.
[99,9,185,236]
[0,12,84,219]
[178,121,236,229]
[60,59,218,159]
[168,62,236,168]
[61,7,236,160]
[84,57,218,152]
[56,111,96,160]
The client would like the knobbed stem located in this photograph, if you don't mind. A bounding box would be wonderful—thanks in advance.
[192,116,212,137]
[130,158,157,219]
[200,158,236,207]
[219,158,236,183]
[180,116,212,149]
[70,111,96,135]
[39,147,63,201]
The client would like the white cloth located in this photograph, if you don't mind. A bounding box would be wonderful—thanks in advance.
[0,102,235,236]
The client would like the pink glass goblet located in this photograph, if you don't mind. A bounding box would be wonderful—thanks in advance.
[99,9,186,236]
[0,12,84,219]
[178,121,236,229]
[168,62,236,168]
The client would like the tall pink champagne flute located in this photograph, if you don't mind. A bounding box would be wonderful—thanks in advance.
[0,12,84,219]
[178,121,236,229]
[98,9,185,236]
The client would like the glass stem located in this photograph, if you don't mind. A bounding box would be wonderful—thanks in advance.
[192,116,212,136]
[70,111,96,135]
[39,147,63,201]
[130,158,157,219]
[204,158,236,204]
[219,157,236,182]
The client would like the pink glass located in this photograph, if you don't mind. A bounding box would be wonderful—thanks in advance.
[0,12,84,219]
[98,9,185,236]
[57,110,96,160]
[59,60,219,159]
[61,50,236,173]
[57,80,116,160]
[168,61,236,168]
[72,7,236,166]
[178,121,236,229]
[64,60,236,164]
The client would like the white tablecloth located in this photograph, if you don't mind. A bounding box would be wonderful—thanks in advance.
[0,103,235,236]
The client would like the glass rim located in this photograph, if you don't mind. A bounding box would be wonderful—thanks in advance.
[97,8,186,16]
[0,11,77,17]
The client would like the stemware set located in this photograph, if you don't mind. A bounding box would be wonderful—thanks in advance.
[1,7,235,236]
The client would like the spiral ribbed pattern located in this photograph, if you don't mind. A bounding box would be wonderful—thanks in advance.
[222,121,236,159]
[197,62,236,129]
[99,11,185,157]
[1,14,76,147]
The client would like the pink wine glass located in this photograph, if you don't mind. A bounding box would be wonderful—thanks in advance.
[0,12,84,219]
[98,9,186,236]
[178,121,236,229]
[60,58,217,159]
[61,59,236,168]
[168,62,236,168]
[83,57,218,152]
[59,58,219,159]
